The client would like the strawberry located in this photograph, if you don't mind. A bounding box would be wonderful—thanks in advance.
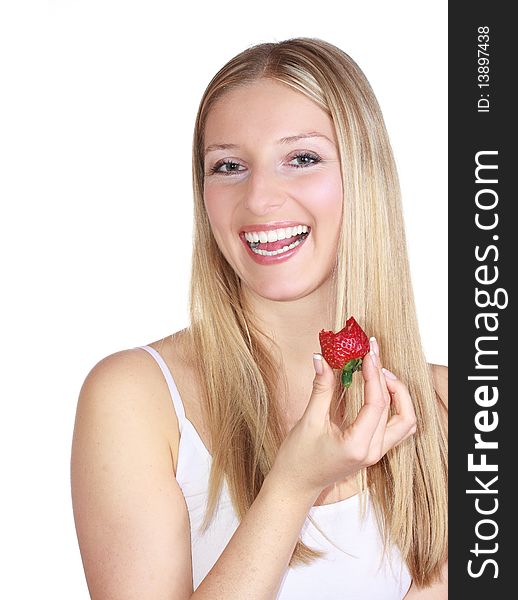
[319,317,370,388]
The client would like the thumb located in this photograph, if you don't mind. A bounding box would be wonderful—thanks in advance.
[304,353,336,421]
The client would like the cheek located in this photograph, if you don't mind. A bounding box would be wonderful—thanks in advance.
[203,187,230,240]
[292,170,343,225]
[202,187,241,266]
[203,187,219,223]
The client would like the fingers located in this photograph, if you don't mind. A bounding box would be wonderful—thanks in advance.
[360,343,385,400]
[369,337,391,406]
[364,338,391,457]
[303,353,336,422]
[349,337,417,462]
[348,350,387,441]
[304,342,417,464]
[381,369,418,454]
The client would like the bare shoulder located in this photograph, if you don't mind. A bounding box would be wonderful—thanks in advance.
[75,345,180,443]
[80,345,160,390]
[71,343,193,598]
[147,330,210,451]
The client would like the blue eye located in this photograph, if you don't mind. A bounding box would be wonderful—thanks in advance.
[289,152,321,168]
[209,160,245,175]
[207,151,321,176]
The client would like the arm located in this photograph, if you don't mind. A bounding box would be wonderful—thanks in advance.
[71,350,193,599]
[71,351,318,600]
[72,347,415,600]
[196,349,416,599]
[194,467,318,598]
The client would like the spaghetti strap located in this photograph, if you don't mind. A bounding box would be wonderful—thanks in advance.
[136,345,187,431]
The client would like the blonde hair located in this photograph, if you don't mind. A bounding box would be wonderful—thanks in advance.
[187,37,447,588]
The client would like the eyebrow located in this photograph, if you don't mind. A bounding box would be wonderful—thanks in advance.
[204,132,334,155]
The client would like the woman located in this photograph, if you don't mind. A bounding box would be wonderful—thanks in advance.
[71,38,448,599]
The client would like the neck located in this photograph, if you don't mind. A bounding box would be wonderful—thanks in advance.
[241,277,336,375]
[240,276,345,432]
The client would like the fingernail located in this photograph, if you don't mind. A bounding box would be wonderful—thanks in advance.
[313,353,323,375]
[369,350,378,367]
[369,336,379,355]
[381,367,398,380]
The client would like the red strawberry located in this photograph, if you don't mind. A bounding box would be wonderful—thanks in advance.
[319,317,370,388]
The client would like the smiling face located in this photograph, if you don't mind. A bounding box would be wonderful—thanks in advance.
[202,78,343,302]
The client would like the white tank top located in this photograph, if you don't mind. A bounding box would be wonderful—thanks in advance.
[138,345,412,599]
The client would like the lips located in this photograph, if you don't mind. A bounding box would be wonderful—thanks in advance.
[241,235,306,264]
[236,219,313,266]
[239,231,308,252]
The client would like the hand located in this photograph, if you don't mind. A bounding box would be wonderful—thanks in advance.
[271,339,417,500]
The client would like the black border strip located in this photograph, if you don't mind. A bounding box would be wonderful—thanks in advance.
[449,2,515,595]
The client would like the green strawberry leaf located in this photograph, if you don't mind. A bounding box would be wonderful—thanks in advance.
[341,369,353,387]
[340,358,363,388]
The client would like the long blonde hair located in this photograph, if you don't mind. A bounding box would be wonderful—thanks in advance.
[187,38,447,588]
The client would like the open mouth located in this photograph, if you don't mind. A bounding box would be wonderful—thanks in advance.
[241,226,311,257]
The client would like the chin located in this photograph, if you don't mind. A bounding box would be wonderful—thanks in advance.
[248,279,315,302]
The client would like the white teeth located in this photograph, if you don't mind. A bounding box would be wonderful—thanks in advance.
[249,237,305,256]
[244,225,309,243]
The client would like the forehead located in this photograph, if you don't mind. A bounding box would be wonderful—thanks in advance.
[204,79,336,145]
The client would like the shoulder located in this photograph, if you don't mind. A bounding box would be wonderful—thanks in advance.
[71,343,193,596]
[79,330,191,408]
[74,344,172,451]
[82,346,155,383]
[75,341,182,460]
[78,346,171,414]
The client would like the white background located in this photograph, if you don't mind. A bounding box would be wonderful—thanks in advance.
[1,1,447,597]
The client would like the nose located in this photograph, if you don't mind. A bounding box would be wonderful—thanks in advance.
[243,168,288,216]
